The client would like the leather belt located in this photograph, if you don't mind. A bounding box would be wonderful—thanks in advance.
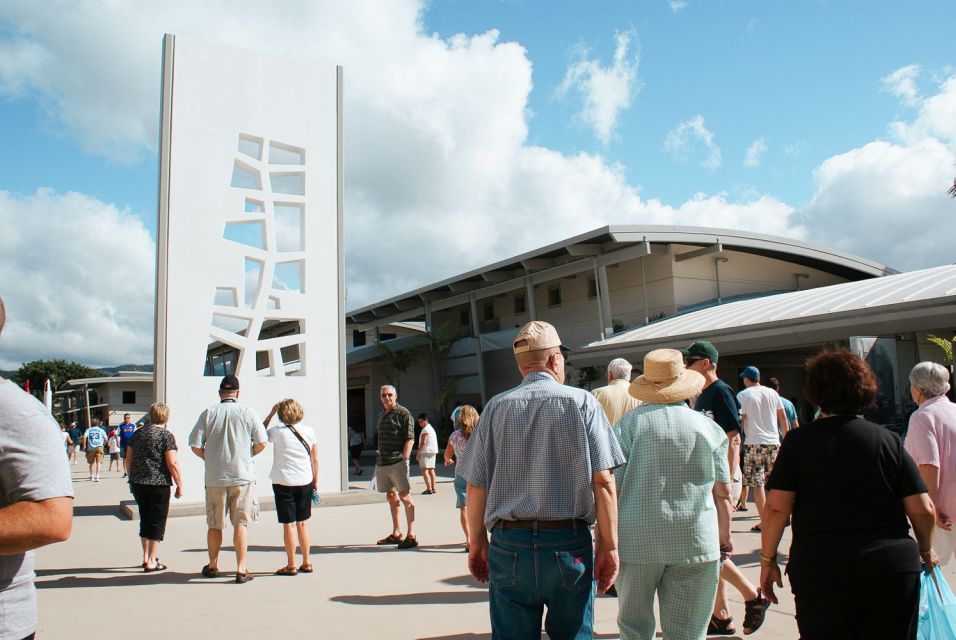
[498,519,589,530]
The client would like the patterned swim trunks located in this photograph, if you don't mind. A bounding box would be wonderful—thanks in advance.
[742,444,779,487]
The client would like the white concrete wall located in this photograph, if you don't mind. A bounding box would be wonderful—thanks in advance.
[156,37,343,500]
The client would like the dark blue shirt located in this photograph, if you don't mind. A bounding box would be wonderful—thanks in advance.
[119,422,136,447]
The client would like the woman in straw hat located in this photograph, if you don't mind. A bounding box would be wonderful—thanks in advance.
[613,349,734,640]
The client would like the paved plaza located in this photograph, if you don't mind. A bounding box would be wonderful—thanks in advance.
[34,460,956,639]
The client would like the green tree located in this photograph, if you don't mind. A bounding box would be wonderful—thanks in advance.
[927,334,954,363]
[11,359,104,395]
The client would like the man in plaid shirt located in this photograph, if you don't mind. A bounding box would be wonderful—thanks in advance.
[459,320,625,639]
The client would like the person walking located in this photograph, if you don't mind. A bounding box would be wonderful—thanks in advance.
[682,340,770,635]
[905,361,956,565]
[83,417,108,482]
[107,429,121,472]
[188,374,267,583]
[417,413,439,494]
[592,357,642,426]
[459,321,625,639]
[615,349,734,640]
[118,412,137,477]
[443,404,477,550]
[348,425,365,475]
[737,366,787,530]
[125,402,183,572]
[263,398,318,576]
[760,349,938,639]
[373,385,418,549]
[67,421,82,465]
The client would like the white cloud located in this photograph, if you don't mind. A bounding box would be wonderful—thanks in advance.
[881,64,922,107]
[668,1,688,12]
[795,73,956,271]
[744,137,767,168]
[0,189,155,369]
[556,30,640,145]
[783,142,809,157]
[664,115,722,170]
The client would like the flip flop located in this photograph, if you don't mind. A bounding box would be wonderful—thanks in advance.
[750,524,762,533]
[201,564,220,578]
[144,563,167,573]
[298,563,314,573]
[376,534,403,545]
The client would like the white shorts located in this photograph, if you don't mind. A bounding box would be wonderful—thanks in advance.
[419,453,436,470]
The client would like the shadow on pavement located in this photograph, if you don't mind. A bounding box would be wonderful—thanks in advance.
[179,543,465,555]
[72,505,125,519]
[417,634,621,639]
[35,571,201,589]
[332,590,487,605]
[440,574,485,588]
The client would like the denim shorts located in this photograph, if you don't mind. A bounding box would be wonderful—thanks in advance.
[453,474,467,508]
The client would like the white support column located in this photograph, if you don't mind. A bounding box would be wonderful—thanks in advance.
[525,276,537,320]
[595,260,613,338]
[469,294,488,405]
[640,257,649,326]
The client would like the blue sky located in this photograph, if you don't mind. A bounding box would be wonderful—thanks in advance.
[0,1,953,367]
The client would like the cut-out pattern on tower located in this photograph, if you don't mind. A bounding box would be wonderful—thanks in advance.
[204,133,308,378]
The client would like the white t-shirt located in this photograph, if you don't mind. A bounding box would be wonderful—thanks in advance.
[107,435,119,454]
[268,423,316,486]
[419,423,439,454]
[737,384,784,446]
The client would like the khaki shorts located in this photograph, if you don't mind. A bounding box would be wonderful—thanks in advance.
[419,453,437,470]
[86,447,104,464]
[742,444,779,487]
[375,460,410,494]
[206,483,258,528]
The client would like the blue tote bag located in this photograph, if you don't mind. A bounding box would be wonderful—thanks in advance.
[919,567,956,640]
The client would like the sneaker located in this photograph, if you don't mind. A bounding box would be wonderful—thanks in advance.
[397,535,419,550]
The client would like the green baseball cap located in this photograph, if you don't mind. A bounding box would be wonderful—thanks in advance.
[681,340,719,364]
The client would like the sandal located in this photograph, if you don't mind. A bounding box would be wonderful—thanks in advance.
[274,566,298,576]
[736,501,749,512]
[743,589,771,635]
[707,615,735,635]
[298,563,314,573]
[376,533,403,545]
[144,562,167,573]
[201,564,220,578]
[750,524,762,532]
[397,535,419,549]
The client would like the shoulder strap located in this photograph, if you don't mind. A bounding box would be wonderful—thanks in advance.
[285,424,312,456]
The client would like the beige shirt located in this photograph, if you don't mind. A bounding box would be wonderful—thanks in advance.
[592,378,642,426]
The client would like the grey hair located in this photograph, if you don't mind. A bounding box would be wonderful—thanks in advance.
[909,362,951,399]
[380,384,396,395]
[607,358,633,381]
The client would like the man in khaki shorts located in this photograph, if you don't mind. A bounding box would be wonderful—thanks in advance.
[374,385,418,549]
[189,375,267,583]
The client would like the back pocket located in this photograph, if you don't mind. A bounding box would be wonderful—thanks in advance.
[488,545,518,590]
[555,546,592,592]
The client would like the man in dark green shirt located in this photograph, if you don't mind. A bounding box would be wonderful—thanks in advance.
[374,384,418,549]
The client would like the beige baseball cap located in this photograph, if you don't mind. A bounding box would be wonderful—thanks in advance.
[513,321,565,354]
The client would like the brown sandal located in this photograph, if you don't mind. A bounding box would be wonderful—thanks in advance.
[298,563,313,573]
[274,566,297,576]
[376,533,402,545]
[743,589,771,634]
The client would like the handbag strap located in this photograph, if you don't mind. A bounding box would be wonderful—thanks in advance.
[284,424,312,456]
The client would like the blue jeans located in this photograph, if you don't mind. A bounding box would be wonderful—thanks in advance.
[488,523,594,640]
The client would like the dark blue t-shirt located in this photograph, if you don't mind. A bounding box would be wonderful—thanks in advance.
[119,422,136,447]
[695,379,741,435]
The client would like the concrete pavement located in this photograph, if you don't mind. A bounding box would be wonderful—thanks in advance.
[33,460,955,638]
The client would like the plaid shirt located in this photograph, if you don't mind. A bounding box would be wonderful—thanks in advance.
[375,404,415,466]
[459,371,625,530]
[614,402,730,564]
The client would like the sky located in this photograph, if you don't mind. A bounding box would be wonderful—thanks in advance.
[0,0,954,369]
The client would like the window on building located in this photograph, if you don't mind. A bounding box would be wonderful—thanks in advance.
[548,284,562,308]
[483,301,494,321]
[378,333,396,342]
[121,391,136,405]
[514,294,526,315]
[587,276,598,300]
[352,329,366,347]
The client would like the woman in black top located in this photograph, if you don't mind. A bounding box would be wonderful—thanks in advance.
[759,350,938,639]
[125,402,183,572]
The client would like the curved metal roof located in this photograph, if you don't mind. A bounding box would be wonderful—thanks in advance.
[576,263,956,363]
[347,225,894,328]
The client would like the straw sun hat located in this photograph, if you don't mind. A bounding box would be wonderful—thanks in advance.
[628,349,705,404]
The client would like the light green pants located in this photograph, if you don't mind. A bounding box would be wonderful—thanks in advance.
[616,560,720,640]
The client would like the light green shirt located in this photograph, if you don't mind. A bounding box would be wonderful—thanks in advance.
[614,402,730,564]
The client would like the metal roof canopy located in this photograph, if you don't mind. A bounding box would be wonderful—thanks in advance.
[346,225,894,332]
[573,264,956,366]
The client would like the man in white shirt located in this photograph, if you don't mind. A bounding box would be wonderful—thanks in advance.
[736,366,787,529]
[417,413,439,495]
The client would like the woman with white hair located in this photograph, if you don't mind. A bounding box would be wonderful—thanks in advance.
[905,361,956,565]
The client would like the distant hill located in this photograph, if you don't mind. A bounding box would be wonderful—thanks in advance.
[1,364,154,379]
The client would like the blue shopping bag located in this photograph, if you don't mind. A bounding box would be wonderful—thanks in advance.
[918,567,956,640]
